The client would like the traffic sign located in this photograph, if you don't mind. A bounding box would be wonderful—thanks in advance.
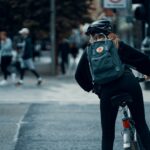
[104,0,127,8]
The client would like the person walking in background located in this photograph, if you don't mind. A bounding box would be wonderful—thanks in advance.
[68,42,79,75]
[58,38,70,75]
[70,42,78,62]
[0,31,13,85]
[16,28,42,86]
[33,40,42,61]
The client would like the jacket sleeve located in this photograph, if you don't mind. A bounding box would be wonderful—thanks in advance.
[119,41,150,75]
[75,50,93,92]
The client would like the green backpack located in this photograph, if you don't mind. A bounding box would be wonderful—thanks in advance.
[87,39,125,85]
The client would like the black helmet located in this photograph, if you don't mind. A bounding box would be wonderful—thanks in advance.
[86,18,112,35]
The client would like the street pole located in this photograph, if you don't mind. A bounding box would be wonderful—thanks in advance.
[50,0,56,75]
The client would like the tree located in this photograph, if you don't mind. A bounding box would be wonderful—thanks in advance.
[56,0,94,40]
[0,0,94,40]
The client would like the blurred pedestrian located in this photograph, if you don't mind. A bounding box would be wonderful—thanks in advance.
[58,38,70,74]
[16,28,42,86]
[0,31,13,85]
[68,43,79,75]
[70,43,78,60]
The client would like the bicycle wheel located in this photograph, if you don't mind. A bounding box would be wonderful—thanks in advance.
[123,130,144,150]
[124,141,142,150]
[131,141,140,150]
[130,135,144,150]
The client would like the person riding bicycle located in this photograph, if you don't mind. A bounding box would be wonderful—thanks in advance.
[75,18,150,150]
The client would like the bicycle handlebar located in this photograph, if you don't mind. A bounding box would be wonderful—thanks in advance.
[136,77,146,83]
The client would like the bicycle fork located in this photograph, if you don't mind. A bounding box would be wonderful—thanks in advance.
[122,118,131,148]
[122,107,132,149]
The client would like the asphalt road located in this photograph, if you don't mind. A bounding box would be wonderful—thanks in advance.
[0,102,150,150]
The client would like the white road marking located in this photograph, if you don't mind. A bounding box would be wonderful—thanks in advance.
[13,106,30,143]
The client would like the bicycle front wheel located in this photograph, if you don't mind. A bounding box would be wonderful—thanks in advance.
[131,141,140,150]
[124,142,141,150]
[131,136,144,150]
[124,137,144,150]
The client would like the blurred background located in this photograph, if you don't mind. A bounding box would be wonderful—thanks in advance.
[0,0,150,150]
[0,0,149,76]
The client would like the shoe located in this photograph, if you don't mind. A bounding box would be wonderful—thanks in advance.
[16,80,23,86]
[0,80,7,86]
[37,77,42,86]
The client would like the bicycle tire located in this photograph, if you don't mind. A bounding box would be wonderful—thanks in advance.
[123,141,142,150]
[130,136,144,150]
[123,132,144,150]
[124,148,131,150]
[129,121,144,150]
[131,141,140,150]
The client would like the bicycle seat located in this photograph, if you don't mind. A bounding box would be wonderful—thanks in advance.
[111,93,133,107]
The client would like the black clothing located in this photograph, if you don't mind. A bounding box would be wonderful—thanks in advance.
[19,36,41,80]
[58,40,70,63]
[22,37,33,59]
[20,69,40,80]
[100,72,150,150]
[75,41,150,92]
[70,46,78,59]
[75,41,150,150]
[75,49,93,92]
[60,61,68,74]
[58,40,70,74]
[1,56,12,80]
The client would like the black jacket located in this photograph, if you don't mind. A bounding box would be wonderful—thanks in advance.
[23,37,33,59]
[58,40,70,62]
[75,41,150,92]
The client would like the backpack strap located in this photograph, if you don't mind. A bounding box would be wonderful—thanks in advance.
[86,46,102,94]
[86,46,95,85]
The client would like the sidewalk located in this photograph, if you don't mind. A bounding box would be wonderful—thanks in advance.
[0,75,149,104]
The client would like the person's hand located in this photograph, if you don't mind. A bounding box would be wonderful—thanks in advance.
[144,75,150,80]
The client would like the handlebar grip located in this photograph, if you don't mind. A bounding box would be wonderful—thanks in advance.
[136,77,145,83]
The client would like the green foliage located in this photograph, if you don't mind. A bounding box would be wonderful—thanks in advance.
[0,0,93,39]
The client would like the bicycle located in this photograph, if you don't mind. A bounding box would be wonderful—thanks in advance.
[111,77,145,150]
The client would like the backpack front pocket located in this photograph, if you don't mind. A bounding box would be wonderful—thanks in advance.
[91,53,115,74]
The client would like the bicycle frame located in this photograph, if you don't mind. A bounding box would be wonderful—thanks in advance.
[121,106,139,149]
[111,77,145,150]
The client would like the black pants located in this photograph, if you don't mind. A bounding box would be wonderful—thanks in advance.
[98,72,150,150]
[60,56,68,74]
[1,56,12,80]
[20,69,40,80]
